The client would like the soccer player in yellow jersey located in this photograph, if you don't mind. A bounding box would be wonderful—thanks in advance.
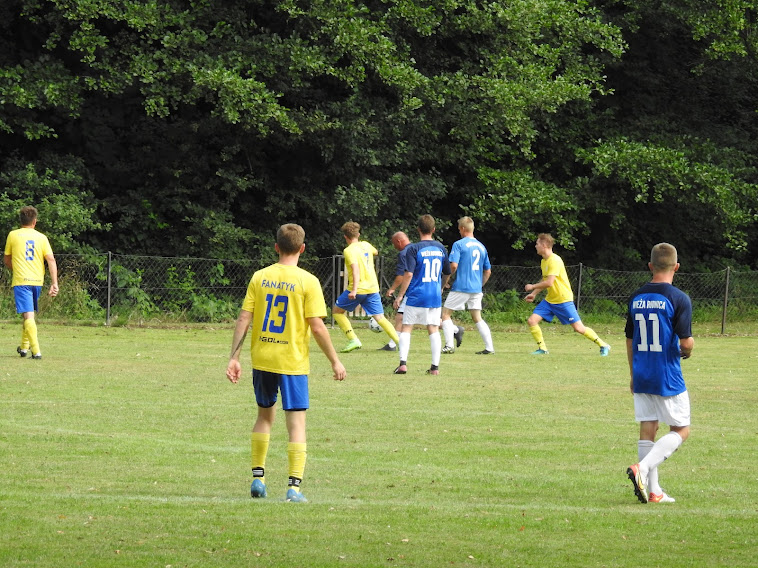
[332,221,400,353]
[4,206,59,359]
[226,224,346,502]
[524,233,610,356]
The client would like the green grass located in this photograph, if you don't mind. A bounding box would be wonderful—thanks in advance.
[0,320,756,567]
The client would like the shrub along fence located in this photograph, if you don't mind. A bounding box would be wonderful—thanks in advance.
[1,253,756,332]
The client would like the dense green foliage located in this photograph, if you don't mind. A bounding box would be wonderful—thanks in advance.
[1,1,756,268]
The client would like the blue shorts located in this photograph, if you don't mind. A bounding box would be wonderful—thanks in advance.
[335,291,383,316]
[13,286,41,314]
[533,300,581,325]
[252,370,309,411]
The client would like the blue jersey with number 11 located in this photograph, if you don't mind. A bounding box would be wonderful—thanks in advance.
[403,240,450,308]
[625,282,692,396]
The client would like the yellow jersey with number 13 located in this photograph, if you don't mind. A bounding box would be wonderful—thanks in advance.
[4,227,53,287]
[542,253,574,304]
[241,263,327,375]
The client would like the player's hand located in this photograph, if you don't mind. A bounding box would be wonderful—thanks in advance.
[348,291,357,300]
[524,292,536,303]
[393,297,401,310]
[48,283,59,297]
[524,283,534,293]
[226,359,242,383]
[385,290,395,298]
[332,360,346,381]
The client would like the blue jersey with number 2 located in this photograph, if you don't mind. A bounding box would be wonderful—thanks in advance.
[625,282,692,396]
[403,240,450,308]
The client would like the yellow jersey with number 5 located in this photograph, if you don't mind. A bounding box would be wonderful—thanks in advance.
[542,253,574,304]
[4,227,54,287]
[241,263,327,375]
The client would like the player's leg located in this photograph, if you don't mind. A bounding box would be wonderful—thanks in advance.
[440,307,456,352]
[250,370,279,498]
[23,314,41,358]
[569,310,610,355]
[527,308,548,353]
[426,307,442,374]
[366,294,399,344]
[333,293,362,352]
[468,295,494,354]
[281,375,309,502]
[396,323,412,373]
[285,410,308,502]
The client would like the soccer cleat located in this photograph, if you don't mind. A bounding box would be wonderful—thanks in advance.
[426,368,439,375]
[441,346,455,354]
[340,338,362,353]
[648,492,675,503]
[250,478,267,498]
[286,488,308,503]
[626,463,649,504]
[377,343,397,351]
[454,327,465,347]
[393,364,407,374]
[600,345,611,357]
[531,349,549,355]
[476,349,494,355]
[31,353,42,360]
[17,347,28,358]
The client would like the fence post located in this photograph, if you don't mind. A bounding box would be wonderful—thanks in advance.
[721,266,730,335]
[576,262,583,310]
[106,251,112,326]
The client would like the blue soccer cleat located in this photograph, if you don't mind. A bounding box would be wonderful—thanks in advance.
[600,345,611,357]
[531,348,549,355]
[286,488,308,503]
[250,478,267,498]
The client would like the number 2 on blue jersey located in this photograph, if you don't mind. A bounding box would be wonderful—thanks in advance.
[262,294,288,333]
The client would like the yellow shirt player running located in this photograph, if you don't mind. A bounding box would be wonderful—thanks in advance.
[332,221,400,353]
[226,223,346,503]
[523,233,610,356]
[3,206,59,359]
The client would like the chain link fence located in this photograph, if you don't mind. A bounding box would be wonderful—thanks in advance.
[1,253,756,332]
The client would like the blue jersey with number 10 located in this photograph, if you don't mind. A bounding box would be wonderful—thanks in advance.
[403,240,450,308]
[625,282,692,396]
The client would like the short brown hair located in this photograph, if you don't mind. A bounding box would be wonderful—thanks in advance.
[341,221,360,239]
[277,224,306,254]
[537,233,554,247]
[650,243,678,271]
[19,206,38,226]
[417,214,435,235]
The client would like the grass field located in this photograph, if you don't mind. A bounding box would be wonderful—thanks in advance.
[0,320,756,567]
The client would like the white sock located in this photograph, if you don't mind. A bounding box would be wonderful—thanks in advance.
[388,339,397,348]
[398,332,411,362]
[640,431,683,476]
[638,440,661,494]
[441,319,455,348]
[476,320,494,352]
[429,331,441,366]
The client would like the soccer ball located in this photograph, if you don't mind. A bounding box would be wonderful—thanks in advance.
[368,317,383,333]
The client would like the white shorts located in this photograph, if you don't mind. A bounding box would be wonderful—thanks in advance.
[402,305,441,327]
[444,291,483,311]
[634,391,690,427]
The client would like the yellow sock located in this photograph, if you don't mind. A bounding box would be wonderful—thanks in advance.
[376,317,400,344]
[251,432,270,484]
[529,325,547,351]
[582,327,607,347]
[334,313,357,341]
[24,318,40,355]
[287,442,307,492]
[20,326,30,351]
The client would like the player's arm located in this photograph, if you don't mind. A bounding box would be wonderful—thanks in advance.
[45,253,59,297]
[386,274,403,298]
[393,271,413,310]
[308,316,346,381]
[445,262,458,289]
[482,268,491,287]
[3,254,11,270]
[226,309,253,384]
[349,262,360,299]
[524,274,555,301]
[679,336,694,359]
[626,337,634,393]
